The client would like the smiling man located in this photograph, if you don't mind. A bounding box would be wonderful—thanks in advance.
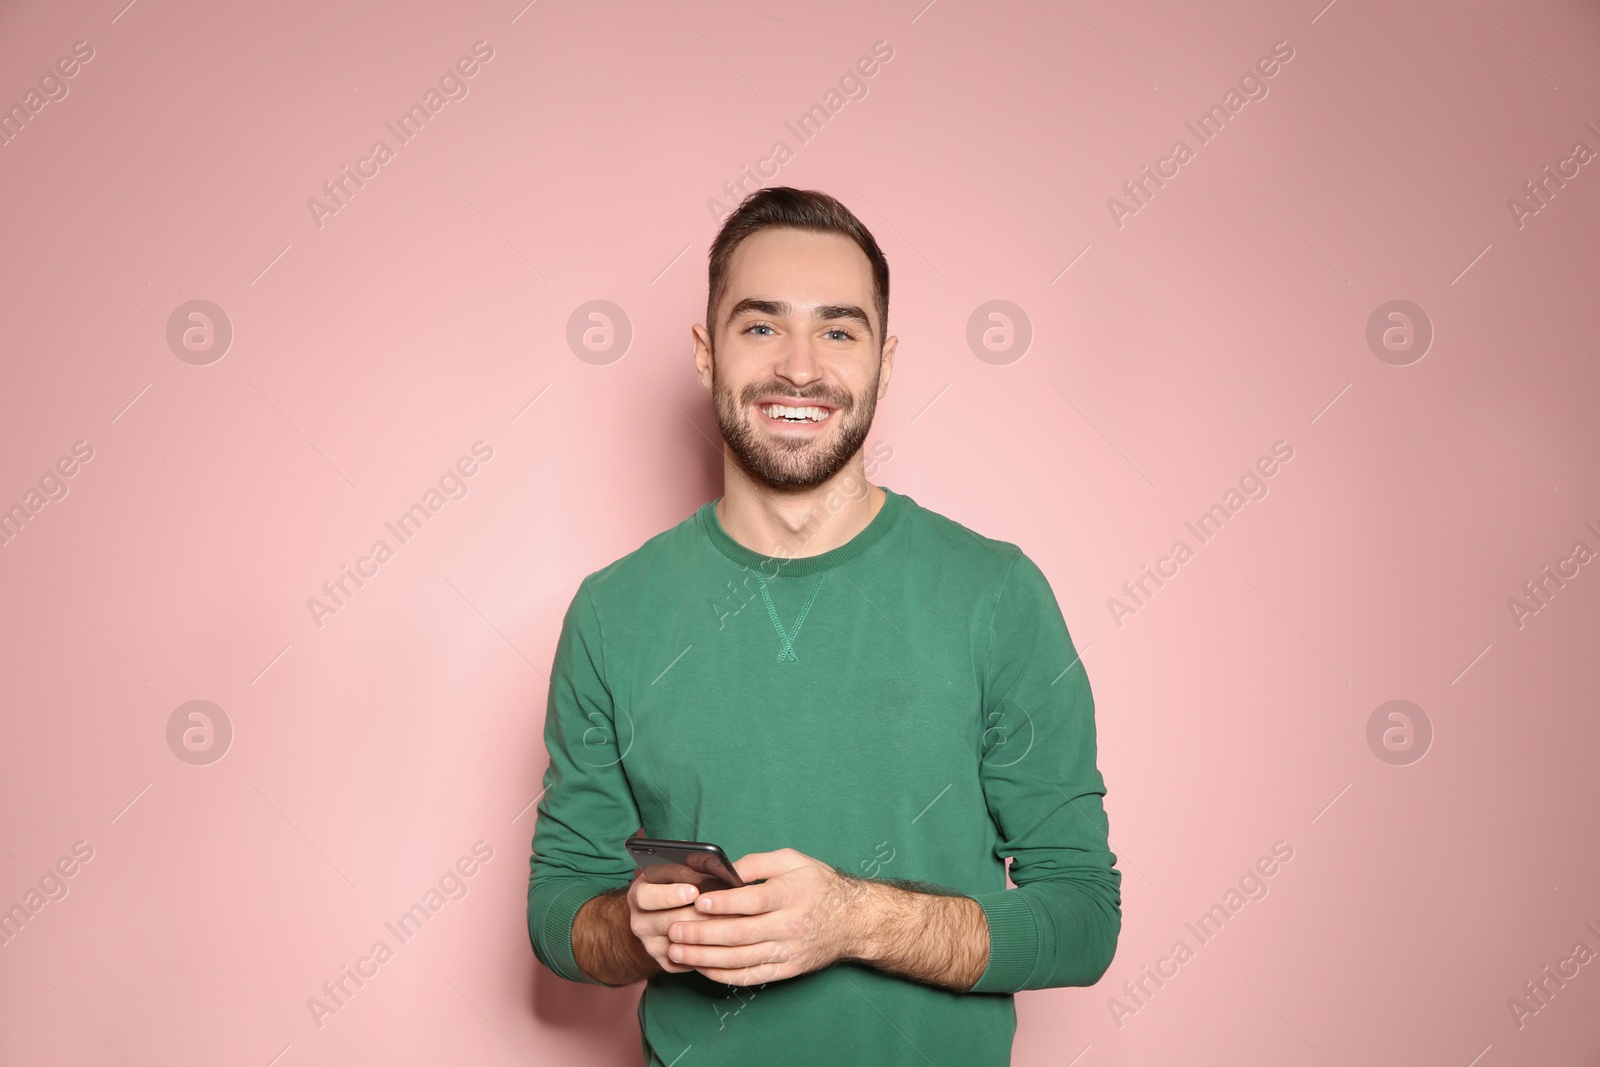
[527,187,1120,1065]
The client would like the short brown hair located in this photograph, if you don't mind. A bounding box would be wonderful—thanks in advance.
[706,187,890,349]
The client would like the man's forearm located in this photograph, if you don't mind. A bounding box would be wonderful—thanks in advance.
[845,878,990,992]
[571,888,660,986]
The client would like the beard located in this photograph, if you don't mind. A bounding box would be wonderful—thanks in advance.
[709,347,880,493]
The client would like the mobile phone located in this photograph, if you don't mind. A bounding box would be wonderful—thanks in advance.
[625,835,746,891]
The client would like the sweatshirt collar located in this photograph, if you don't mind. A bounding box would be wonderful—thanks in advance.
[700,486,905,577]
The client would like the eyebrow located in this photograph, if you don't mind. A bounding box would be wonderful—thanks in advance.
[724,298,875,339]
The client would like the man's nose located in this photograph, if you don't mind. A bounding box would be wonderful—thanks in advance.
[773,333,822,384]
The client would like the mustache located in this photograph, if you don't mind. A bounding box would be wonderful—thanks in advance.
[744,387,850,408]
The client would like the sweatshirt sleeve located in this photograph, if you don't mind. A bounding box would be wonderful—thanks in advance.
[527,578,643,984]
[967,549,1122,993]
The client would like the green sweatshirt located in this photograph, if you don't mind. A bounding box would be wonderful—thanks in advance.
[527,485,1120,1066]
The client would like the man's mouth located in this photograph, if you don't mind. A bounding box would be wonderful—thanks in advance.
[758,402,833,425]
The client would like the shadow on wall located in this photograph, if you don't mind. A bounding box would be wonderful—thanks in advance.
[673,368,728,509]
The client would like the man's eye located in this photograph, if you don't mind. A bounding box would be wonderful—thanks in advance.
[742,322,854,340]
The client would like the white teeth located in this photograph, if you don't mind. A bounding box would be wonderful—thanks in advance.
[761,404,830,423]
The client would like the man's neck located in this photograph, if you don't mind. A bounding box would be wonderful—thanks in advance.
[715,459,885,561]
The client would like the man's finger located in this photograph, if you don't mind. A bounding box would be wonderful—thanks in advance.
[638,881,703,911]
[727,848,806,884]
[671,938,791,971]
[693,880,774,916]
[669,914,777,947]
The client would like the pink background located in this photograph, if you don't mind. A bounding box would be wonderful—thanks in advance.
[2,0,1597,1063]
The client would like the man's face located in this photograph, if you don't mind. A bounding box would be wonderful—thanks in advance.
[694,227,895,493]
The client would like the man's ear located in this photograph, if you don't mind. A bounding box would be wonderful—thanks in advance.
[876,334,897,400]
[692,324,714,390]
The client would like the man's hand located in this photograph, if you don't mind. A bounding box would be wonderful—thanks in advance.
[626,872,710,975]
[663,848,868,986]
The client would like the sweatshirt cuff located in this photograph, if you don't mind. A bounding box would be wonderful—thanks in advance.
[530,878,617,985]
[968,888,1039,993]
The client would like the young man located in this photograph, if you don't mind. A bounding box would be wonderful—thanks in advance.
[527,187,1120,1065]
